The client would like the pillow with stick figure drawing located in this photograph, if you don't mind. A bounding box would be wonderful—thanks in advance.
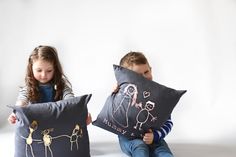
[8,94,92,157]
[92,65,186,139]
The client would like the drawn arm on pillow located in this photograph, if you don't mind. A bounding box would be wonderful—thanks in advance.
[53,124,83,151]
[20,121,42,157]
[69,124,83,151]
[112,84,138,128]
[54,124,83,151]
[134,101,157,130]
[34,124,84,155]
[38,128,54,157]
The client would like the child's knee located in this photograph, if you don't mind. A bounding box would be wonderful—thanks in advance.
[132,139,148,150]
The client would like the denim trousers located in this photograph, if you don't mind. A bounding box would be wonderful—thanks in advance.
[118,135,174,157]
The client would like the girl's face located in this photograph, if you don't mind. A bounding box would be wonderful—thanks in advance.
[129,63,153,80]
[32,59,54,84]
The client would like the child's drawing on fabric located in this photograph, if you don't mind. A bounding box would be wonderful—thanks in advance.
[112,83,158,132]
[21,123,84,157]
[40,128,54,157]
[92,65,186,139]
[143,91,150,98]
[69,124,83,151]
[20,121,41,157]
[134,101,157,130]
[112,84,138,128]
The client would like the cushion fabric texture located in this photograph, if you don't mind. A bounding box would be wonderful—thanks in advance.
[93,65,186,139]
[9,94,92,157]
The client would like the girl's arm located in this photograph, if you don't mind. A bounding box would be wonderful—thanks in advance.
[62,84,74,99]
[8,87,29,124]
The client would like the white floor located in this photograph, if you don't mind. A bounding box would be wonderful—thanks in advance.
[1,125,235,157]
[90,141,236,157]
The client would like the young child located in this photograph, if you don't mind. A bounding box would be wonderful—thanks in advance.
[117,52,174,157]
[8,45,92,125]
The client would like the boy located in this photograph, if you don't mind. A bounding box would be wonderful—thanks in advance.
[117,52,174,157]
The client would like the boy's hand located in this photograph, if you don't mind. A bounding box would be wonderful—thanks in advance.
[8,113,17,124]
[143,129,154,145]
[112,83,119,93]
[86,112,92,125]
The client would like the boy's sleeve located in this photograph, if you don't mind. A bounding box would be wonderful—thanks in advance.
[153,116,173,143]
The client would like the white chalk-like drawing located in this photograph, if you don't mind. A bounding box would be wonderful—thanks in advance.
[40,128,54,157]
[21,120,42,157]
[112,84,138,128]
[143,91,150,98]
[36,124,83,157]
[69,124,83,151]
[134,101,157,130]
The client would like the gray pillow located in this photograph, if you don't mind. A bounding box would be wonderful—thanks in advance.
[8,94,92,157]
[93,65,186,139]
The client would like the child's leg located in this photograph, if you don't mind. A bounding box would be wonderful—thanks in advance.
[152,139,174,157]
[118,135,149,157]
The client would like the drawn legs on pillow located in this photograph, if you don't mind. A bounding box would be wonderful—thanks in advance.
[32,124,84,155]
[21,120,41,157]
[70,124,83,151]
[41,128,54,157]
[112,84,138,128]
[134,101,157,130]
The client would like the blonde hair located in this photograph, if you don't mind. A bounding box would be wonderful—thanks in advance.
[119,51,149,68]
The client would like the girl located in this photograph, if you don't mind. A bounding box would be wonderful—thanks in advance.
[8,45,92,125]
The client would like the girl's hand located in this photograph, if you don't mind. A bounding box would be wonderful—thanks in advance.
[143,129,154,145]
[86,112,92,125]
[8,113,17,124]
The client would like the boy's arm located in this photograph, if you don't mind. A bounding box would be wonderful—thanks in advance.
[153,116,173,143]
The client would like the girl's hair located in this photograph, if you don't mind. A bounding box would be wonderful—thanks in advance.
[119,51,149,68]
[25,45,71,102]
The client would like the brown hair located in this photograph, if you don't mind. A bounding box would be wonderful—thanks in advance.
[25,45,71,102]
[119,51,149,68]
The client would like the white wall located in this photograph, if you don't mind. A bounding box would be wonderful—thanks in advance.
[1,0,236,145]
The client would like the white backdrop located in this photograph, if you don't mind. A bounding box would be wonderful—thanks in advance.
[1,0,236,145]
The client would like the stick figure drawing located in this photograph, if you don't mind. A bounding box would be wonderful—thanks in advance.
[69,124,83,151]
[40,128,54,157]
[134,101,157,130]
[20,122,85,157]
[112,84,138,128]
[21,120,41,157]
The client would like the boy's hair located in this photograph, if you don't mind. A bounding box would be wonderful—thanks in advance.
[119,51,149,68]
[25,45,71,102]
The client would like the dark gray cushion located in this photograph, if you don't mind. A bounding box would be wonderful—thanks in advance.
[93,65,186,139]
[9,94,92,157]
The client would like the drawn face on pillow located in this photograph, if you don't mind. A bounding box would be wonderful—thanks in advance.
[92,65,186,139]
[8,95,92,157]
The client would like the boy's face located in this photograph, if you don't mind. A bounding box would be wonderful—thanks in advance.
[129,63,153,80]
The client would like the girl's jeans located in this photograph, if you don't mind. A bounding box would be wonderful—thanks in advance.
[118,135,174,157]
